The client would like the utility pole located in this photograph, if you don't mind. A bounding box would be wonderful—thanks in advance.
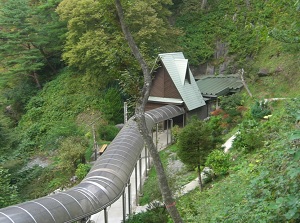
[239,68,253,97]
[124,101,128,124]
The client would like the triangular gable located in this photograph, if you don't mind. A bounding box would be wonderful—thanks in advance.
[174,59,191,85]
[158,52,206,111]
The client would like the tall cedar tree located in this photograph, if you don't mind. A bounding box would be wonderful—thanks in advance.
[177,118,214,191]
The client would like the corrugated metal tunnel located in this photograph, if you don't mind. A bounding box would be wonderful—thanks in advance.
[0,105,184,223]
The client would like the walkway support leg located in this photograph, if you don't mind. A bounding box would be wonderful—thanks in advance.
[139,154,142,195]
[135,164,138,205]
[123,191,126,222]
[104,208,108,223]
[128,181,132,215]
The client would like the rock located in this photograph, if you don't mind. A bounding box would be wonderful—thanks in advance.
[258,68,270,77]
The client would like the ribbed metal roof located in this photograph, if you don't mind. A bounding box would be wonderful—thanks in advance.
[0,105,184,223]
[158,52,206,111]
[196,75,243,97]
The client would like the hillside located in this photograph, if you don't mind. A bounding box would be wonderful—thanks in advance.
[0,0,299,217]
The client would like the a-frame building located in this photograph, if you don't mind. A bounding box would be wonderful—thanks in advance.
[146,52,208,122]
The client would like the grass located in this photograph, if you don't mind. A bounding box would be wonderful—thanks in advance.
[247,39,300,99]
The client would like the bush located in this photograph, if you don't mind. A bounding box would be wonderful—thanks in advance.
[58,136,89,173]
[205,149,231,176]
[232,119,264,152]
[206,116,225,146]
[219,94,244,117]
[98,125,119,141]
[124,202,169,223]
[99,88,124,124]
[251,101,271,119]
[75,163,91,180]
[0,167,20,208]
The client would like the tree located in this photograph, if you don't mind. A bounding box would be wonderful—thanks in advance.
[177,118,214,191]
[0,0,66,122]
[115,0,183,222]
[0,167,20,208]
[56,0,181,88]
[0,0,66,88]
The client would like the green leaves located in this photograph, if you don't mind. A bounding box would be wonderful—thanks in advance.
[57,0,181,88]
[177,118,214,168]
[205,149,231,175]
[0,167,20,208]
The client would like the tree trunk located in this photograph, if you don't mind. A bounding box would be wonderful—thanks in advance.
[201,0,207,10]
[239,68,252,97]
[30,71,42,89]
[39,47,58,74]
[197,164,203,191]
[115,1,183,222]
[245,0,251,9]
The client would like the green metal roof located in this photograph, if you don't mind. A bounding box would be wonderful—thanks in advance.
[196,75,243,97]
[158,52,206,111]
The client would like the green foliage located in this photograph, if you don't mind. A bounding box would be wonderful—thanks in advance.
[14,70,104,153]
[177,118,214,168]
[232,119,264,152]
[57,0,181,88]
[171,125,181,143]
[219,94,244,117]
[14,165,44,198]
[177,98,300,222]
[125,202,169,223]
[3,79,38,122]
[41,120,82,151]
[57,136,89,174]
[139,167,162,205]
[218,93,245,129]
[205,150,231,176]
[99,87,124,124]
[0,0,66,83]
[251,101,271,119]
[175,0,300,68]
[98,125,120,141]
[206,116,225,146]
[0,167,20,208]
[0,123,9,148]
[176,0,268,66]
[75,163,91,180]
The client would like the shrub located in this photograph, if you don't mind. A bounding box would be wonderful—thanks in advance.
[75,163,91,180]
[98,125,119,141]
[124,202,169,223]
[206,116,225,146]
[0,167,20,208]
[219,94,244,117]
[251,101,271,119]
[99,88,124,124]
[57,136,89,173]
[205,149,231,176]
[232,119,264,152]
